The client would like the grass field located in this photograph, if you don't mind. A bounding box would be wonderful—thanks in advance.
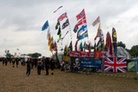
[0,62,138,92]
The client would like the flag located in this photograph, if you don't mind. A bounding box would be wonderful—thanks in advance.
[62,19,69,29]
[49,42,53,52]
[73,25,78,33]
[76,16,86,26]
[55,21,60,30]
[42,20,49,31]
[56,27,63,42]
[69,41,73,52]
[94,23,104,51]
[94,50,102,58]
[58,12,67,21]
[49,36,53,52]
[47,28,51,40]
[64,45,69,56]
[57,34,62,42]
[76,9,85,20]
[77,30,88,40]
[53,6,63,13]
[83,41,87,50]
[112,27,117,56]
[79,42,83,51]
[75,40,79,51]
[97,37,104,51]
[94,23,101,40]
[77,25,87,34]
[92,16,100,26]
[52,41,57,51]
[57,27,61,35]
[48,36,53,46]
[112,27,117,43]
[77,25,88,39]
[105,32,113,57]
[48,35,51,46]
[88,43,91,52]
[94,41,97,52]
[104,57,127,73]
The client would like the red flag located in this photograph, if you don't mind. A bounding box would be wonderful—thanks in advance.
[75,40,79,51]
[105,32,113,57]
[76,9,85,20]
[94,51,102,58]
[76,16,86,26]
[57,12,67,21]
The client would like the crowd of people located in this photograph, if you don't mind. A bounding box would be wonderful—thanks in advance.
[1,57,56,77]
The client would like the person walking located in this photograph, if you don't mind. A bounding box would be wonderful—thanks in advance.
[45,57,50,75]
[26,58,31,76]
[37,59,42,75]
[12,58,15,67]
[15,57,19,68]
[50,58,55,75]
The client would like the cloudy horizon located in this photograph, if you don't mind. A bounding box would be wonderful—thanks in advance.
[0,0,138,57]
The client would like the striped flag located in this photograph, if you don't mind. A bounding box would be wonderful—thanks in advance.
[92,16,100,26]
[57,12,67,21]
[53,6,63,13]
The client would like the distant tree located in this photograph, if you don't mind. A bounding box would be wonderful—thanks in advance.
[28,52,42,58]
[117,41,126,48]
[129,45,138,57]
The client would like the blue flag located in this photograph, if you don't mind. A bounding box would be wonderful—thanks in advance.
[78,25,87,34]
[42,20,49,31]
[78,30,88,40]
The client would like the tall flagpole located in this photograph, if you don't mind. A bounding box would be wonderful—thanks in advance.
[66,15,72,45]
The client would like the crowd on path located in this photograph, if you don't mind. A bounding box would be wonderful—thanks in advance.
[1,57,56,77]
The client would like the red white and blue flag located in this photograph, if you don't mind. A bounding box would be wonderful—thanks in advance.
[76,9,85,20]
[57,12,67,21]
[104,57,127,73]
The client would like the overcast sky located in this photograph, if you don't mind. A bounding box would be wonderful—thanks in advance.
[0,0,138,57]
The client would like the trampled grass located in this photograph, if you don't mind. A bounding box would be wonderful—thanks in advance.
[0,62,138,92]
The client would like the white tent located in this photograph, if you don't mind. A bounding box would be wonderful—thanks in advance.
[117,46,131,59]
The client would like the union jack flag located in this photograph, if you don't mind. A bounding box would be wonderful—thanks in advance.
[104,57,127,73]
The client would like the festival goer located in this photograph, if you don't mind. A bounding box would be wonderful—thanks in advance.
[50,58,55,75]
[26,58,31,76]
[34,58,38,68]
[15,57,19,68]
[37,59,42,75]
[12,58,15,67]
[60,60,65,71]
[45,57,50,75]
[2,57,5,66]
[31,58,34,69]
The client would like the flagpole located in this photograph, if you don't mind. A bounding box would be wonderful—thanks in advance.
[67,15,72,44]
[62,7,72,51]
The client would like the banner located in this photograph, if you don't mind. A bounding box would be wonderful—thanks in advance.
[80,57,101,69]
[136,58,138,73]
[70,56,101,72]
